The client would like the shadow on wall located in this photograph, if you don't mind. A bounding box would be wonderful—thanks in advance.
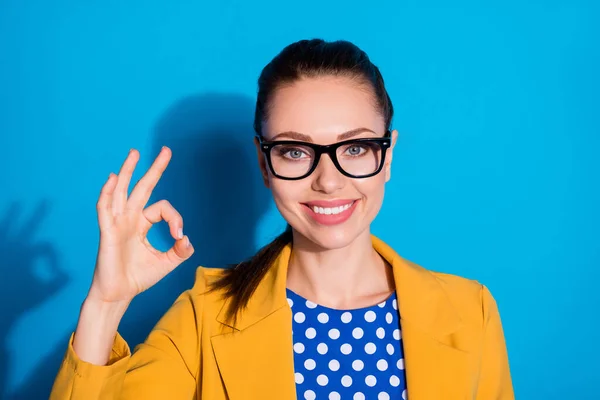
[0,201,68,400]
[120,92,270,344]
[3,93,269,399]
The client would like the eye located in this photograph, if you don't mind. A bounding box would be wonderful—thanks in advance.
[277,146,311,160]
[286,149,306,159]
[344,144,368,156]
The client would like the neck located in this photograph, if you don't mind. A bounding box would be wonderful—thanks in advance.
[286,229,395,310]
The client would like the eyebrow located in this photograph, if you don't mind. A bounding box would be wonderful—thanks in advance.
[270,127,378,142]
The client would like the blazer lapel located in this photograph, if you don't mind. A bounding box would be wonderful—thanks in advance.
[211,307,296,399]
[211,236,471,400]
[210,244,297,400]
[372,236,471,399]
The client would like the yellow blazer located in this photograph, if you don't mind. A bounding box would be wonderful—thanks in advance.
[50,235,514,399]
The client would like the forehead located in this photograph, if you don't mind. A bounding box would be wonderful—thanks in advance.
[263,76,385,142]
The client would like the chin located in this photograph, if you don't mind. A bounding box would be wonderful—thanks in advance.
[295,223,369,251]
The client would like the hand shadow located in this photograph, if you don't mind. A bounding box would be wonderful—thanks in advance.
[0,201,68,399]
[6,93,270,399]
[118,92,272,347]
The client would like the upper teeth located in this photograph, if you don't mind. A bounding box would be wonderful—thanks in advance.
[313,202,353,215]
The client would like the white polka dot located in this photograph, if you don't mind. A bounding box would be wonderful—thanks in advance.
[387,343,395,355]
[364,310,376,322]
[287,298,293,307]
[304,389,316,400]
[364,342,376,354]
[385,312,393,324]
[329,392,341,400]
[317,343,328,354]
[317,312,329,323]
[295,372,304,384]
[393,299,398,310]
[305,327,316,339]
[328,328,340,339]
[340,343,352,355]
[352,359,364,371]
[365,375,377,387]
[376,327,385,339]
[352,327,364,339]
[377,359,388,371]
[390,375,400,387]
[377,300,386,308]
[402,389,408,399]
[379,393,390,400]
[317,374,329,386]
[294,342,305,354]
[397,358,405,370]
[341,375,353,387]
[306,300,318,309]
[304,359,316,370]
[329,359,340,371]
[341,312,352,323]
[393,329,401,340]
[295,312,306,323]
[354,393,365,400]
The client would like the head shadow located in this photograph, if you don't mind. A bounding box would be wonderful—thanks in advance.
[119,92,272,344]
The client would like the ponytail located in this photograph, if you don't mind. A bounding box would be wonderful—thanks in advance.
[207,224,293,324]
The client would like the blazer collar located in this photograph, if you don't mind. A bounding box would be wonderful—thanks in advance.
[212,234,470,399]
[216,234,462,341]
[215,239,291,331]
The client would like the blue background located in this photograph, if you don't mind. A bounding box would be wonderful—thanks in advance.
[1,1,598,398]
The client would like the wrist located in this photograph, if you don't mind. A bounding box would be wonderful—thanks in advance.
[80,296,130,324]
[72,297,131,365]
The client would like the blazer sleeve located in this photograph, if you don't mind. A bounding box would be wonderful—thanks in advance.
[476,285,515,400]
[49,274,204,400]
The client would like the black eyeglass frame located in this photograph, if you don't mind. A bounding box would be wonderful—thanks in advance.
[256,130,392,180]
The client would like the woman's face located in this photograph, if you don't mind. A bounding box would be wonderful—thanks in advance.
[256,76,397,250]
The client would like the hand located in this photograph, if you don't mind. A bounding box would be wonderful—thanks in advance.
[87,146,194,304]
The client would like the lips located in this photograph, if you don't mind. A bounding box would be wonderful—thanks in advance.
[303,199,357,208]
[301,199,359,226]
[307,201,354,215]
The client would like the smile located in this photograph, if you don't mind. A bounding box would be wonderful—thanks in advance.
[301,200,359,226]
[311,201,355,215]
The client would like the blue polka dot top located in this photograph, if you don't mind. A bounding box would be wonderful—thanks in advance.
[286,288,408,400]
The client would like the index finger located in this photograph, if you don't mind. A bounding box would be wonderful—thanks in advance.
[126,146,172,211]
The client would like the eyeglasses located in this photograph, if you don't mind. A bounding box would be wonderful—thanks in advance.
[256,131,392,180]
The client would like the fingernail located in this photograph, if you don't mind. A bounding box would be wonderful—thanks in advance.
[178,228,183,239]
[185,236,191,247]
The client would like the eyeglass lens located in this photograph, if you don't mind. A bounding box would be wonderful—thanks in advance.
[269,141,383,178]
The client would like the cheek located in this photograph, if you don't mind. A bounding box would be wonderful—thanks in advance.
[269,179,305,209]
[356,175,386,202]
[354,177,387,222]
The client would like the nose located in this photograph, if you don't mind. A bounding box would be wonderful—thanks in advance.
[311,153,345,194]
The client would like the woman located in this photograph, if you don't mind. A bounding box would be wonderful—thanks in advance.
[50,39,514,400]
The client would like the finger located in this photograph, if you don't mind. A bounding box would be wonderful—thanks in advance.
[142,199,184,240]
[161,235,194,273]
[127,146,171,211]
[97,173,118,229]
[15,200,49,241]
[113,149,140,213]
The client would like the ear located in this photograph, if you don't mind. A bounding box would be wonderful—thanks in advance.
[384,129,398,183]
[254,136,271,188]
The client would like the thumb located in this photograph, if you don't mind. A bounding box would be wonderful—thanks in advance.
[164,235,194,271]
